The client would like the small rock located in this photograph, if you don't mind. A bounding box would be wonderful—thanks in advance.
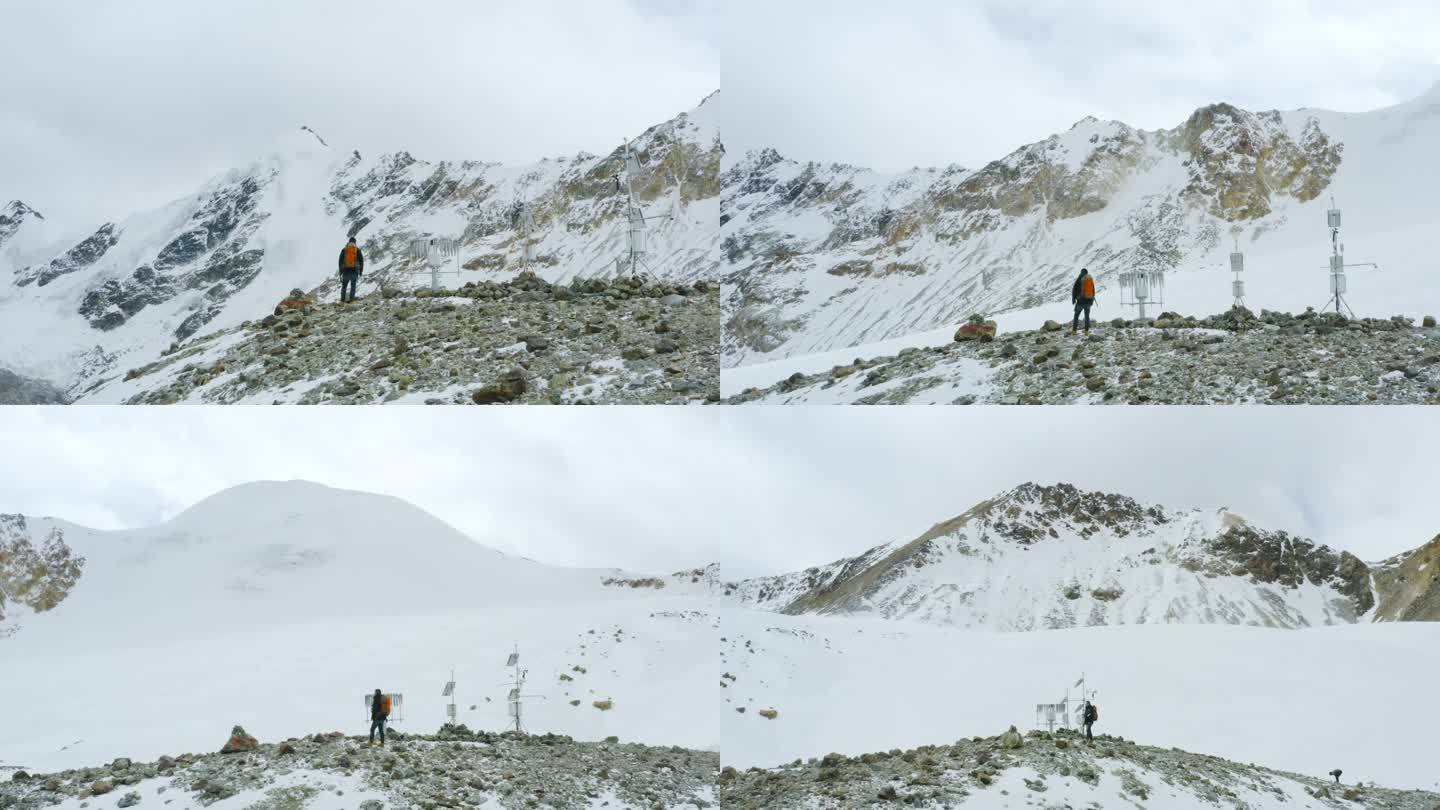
[117,791,142,808]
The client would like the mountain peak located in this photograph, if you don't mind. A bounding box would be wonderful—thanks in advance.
[3,200,43,220]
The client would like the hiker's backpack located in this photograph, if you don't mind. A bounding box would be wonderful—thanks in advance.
[342,244,359,268]
[380,694,392,717]
[1080,276,1095,299]
[1088,704,1099,722]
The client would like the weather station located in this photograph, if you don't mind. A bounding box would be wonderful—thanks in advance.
[510,199,537,270]
[1118,268,1164,320]
[1230,238,1246,309]
[406,236,462,292]
[1317,198,1378,317]
[500,645,545,733]
[1033,673,1096,733]
[612,141,672,280]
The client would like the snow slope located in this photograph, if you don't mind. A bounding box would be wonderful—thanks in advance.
[0,481,718,772]
[722,82,1440,368]
[719,608,1440,792]
[726,482,1394,630]
[0,93,721,393]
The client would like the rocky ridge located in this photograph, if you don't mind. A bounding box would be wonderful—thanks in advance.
[727,308,1440,405]
[0,725,718,809]
[723,482,1431,628]
[96,273,718,405]
[718,728,1440,809]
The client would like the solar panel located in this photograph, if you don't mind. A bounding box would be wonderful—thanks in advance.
[442,681,455,697]
[506,652,519,667]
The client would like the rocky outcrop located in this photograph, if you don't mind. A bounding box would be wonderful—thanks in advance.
[729,309,1440,405]
[0,726,718,810]
[720,730,1439,808]
[106,275,718,405]
[0,516,85,632]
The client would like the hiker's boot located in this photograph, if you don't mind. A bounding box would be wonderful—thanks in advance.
[380,740,385,747]
[367,740,373,747]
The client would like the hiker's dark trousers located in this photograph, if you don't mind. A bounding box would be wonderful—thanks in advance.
[1084,721,1094,741]
[340,269,360,302]
[369,718,386,743]
[1073,298,1093,331]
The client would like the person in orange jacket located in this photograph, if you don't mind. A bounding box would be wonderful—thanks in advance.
[338,237,364,303]
[1071,268,1096,335]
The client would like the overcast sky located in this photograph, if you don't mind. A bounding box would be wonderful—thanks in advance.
[1,408,1436,578]
[0,0,718,227]
[720,0,1440,171]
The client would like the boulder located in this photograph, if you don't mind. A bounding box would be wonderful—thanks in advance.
[592,699,614,711]
[219,724,259,754]
[1041,320,1063,332]
[1425,315,1437,328]
[954,319,998,342]
[758,708,779,719]
[471,368,528,404]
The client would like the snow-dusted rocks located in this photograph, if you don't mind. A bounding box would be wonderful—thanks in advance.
[0,728,719,810]
[92,274,718,405]
[719,729,1440,809]
[728,308,1440,405]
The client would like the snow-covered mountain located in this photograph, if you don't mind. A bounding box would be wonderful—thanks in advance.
[725,482,1439,630]
[0,92,721,393]
[722,83,1440,367]
[0,479,713,641]
[0,481,718,773]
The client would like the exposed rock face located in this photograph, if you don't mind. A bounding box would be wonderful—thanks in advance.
[724,482,1435,630]
[1372,535,1440,621]
[0,368,70,404]
[76,176,269,333]
[729,309,1440,405]
[721,93,1377,368]
[15,223,122,288]
[0,727,718,810]
[719,731,1439,809]
[0,515,86,634]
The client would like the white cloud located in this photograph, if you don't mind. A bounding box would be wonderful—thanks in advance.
[0,0,718,226]
[719,0,1440,170]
